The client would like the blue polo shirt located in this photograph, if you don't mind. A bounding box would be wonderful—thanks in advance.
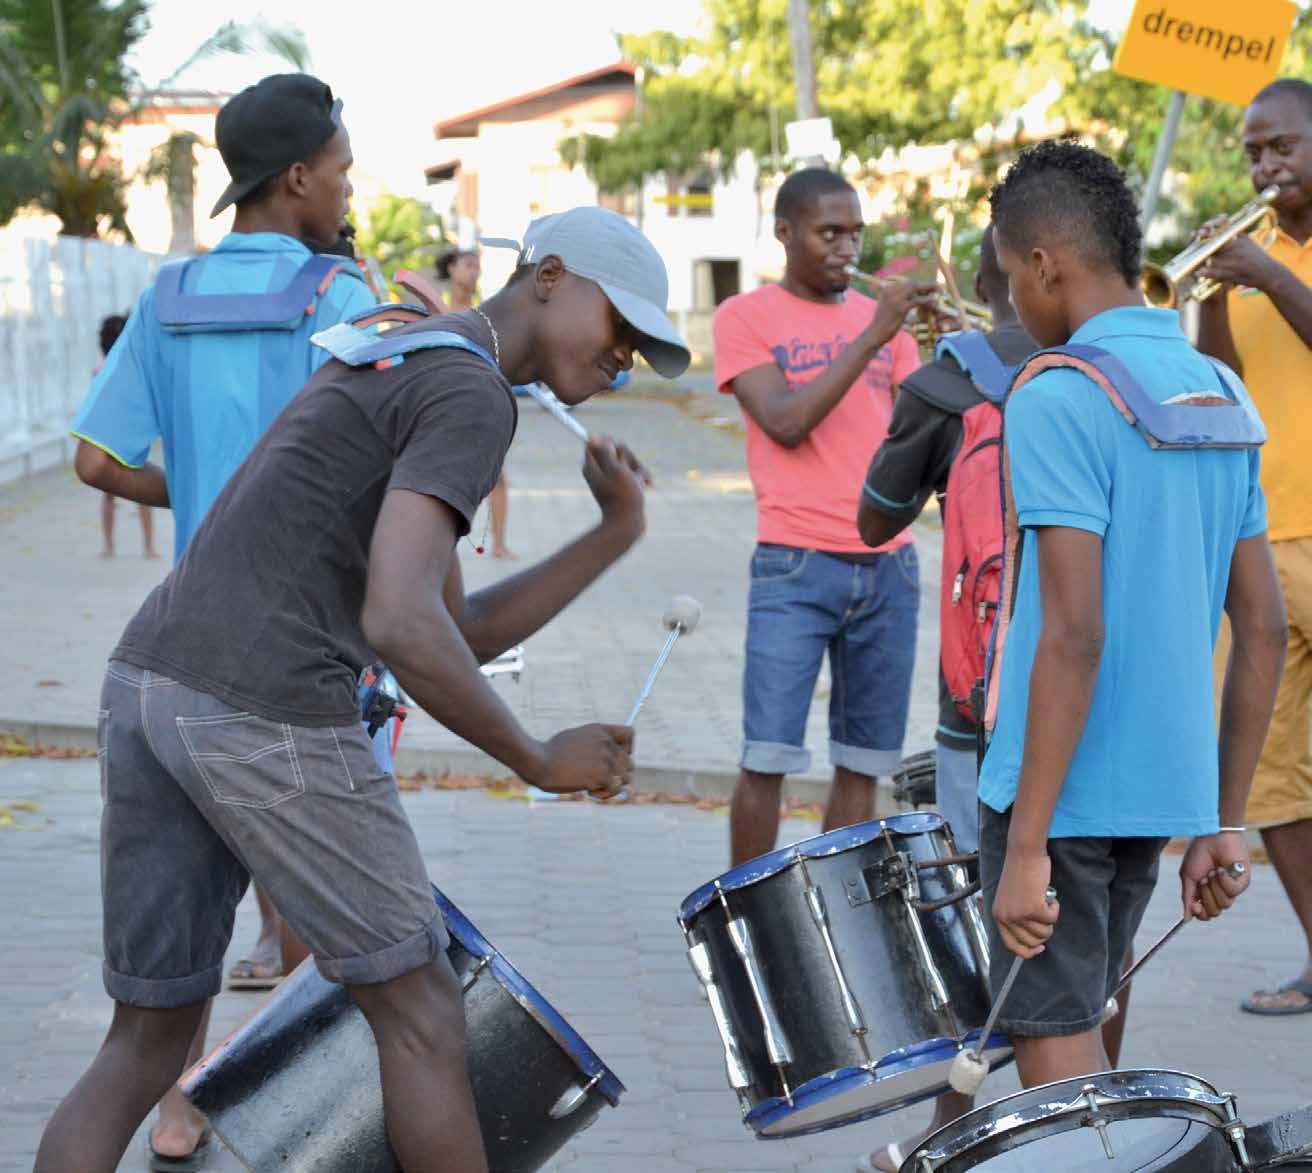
[71,232,376,559]
[979,307,1267,838]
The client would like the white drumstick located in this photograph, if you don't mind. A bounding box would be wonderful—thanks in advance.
[523,382,589,442]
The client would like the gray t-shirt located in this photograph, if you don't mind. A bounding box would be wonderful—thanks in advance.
[114,315,516,725]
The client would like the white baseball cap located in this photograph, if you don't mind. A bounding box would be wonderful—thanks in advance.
[484,207,690,378]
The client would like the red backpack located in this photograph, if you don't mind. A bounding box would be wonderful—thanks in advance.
[935,332,1014,722]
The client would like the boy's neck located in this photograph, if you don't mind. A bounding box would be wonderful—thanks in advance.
[1061,276,1144,340]
[231,203,306,243]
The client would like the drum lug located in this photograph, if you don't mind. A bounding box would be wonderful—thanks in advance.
[686,938,753,1090]
[549,1072,601,1120]
[1079,1088,1116,1160]
[846,851,918,907]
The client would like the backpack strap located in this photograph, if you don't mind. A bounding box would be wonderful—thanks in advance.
[154,254,344,333]
[311,321,498,373]
[1009,343,1266,449]
[934,329,1014,404]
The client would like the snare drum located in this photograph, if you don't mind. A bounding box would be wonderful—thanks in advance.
[901,1069,1253,1172]
[677,813,1009,1138]
[183,887,624,1172]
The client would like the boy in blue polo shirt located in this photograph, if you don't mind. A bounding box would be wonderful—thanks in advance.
[979,141,1287,1087]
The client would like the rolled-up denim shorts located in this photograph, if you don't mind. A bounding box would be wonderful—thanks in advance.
[741,542,919,778]
[98,660,447,1008]
[979,803,1167,1037]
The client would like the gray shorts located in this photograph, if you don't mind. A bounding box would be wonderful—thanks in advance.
[99,660,447,1008]
[979,803,1167,1037]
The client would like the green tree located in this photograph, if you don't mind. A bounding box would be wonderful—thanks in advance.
[566,0,1089,192]
[0,0,309,241]
[353,194,447,283]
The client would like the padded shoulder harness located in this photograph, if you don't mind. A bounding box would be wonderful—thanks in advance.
[153,254,342,333]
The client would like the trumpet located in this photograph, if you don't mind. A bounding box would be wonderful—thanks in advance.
[1140,185,1279,308]
[844,265,992,346]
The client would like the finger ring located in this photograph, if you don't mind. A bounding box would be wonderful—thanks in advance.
[1225,861,1246,878]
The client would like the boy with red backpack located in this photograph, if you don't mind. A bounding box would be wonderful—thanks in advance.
[854,228,1034,1173]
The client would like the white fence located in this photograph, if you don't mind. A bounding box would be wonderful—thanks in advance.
[0,231,160,483]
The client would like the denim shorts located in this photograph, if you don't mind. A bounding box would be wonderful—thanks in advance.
[979,803,1167,1036]
[741,543,919,778]
[98,660,447,1008]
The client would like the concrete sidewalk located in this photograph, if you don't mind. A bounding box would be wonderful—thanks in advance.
[2,757,1310,1173]
[0,394,942,800]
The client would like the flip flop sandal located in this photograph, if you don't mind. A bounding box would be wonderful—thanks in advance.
[225,958,284,990]
[148,1126,212,1172]
[855,1141,905,1172]
[1240,977,1312,1016]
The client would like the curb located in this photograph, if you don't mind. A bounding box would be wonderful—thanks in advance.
[0,718,852,805]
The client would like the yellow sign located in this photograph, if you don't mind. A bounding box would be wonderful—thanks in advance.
[653,193,714,209]
[1112,0,1298,107]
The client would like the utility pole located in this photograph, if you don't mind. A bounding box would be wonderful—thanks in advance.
[787,0,819,122]
[786,0,825,166]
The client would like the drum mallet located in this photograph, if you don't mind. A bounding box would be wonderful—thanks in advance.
[626,595,702,726]
[590,596,701,803]
[949,886,1057,1095]
[1101,860,1247,1023]
[524,382,591,442]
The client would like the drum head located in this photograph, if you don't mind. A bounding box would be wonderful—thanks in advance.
[905,1070,1242,1173]
[747,1036,1014,1139]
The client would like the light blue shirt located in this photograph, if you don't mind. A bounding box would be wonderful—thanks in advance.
[979,307,1267,838]
[71,233,376,559]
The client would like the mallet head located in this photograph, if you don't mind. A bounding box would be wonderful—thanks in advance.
[663,594,702,634]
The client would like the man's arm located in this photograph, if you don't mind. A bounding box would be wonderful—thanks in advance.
[362,489,631,796]
[992,526,1103,958]
[730,282,926,449]
[857,389,961,548]
[73,441,169,508]
[1178,531,1287,920]
[1196,298,1244,375]
[445,437,647,661]
[1198,235,1312,357]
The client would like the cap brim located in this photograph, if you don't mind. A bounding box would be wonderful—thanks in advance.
[209,178,258,219]
[598,281,691,379]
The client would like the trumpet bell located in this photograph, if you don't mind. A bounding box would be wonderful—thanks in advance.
[1140,263,1177,309]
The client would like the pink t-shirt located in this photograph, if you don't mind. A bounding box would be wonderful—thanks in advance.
[713,283,920,554]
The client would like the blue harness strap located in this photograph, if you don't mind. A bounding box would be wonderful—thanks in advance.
[153,254,343,333]
[1012,342,1265,450]
[311,321,498,372]
[934,329,1013,404]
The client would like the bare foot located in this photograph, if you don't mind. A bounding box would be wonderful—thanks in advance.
[143,548,160,560]
[99,548,114,559]
[491,545,518,560]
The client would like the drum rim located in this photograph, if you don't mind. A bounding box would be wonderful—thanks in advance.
[907,1067,1239,1169]
[432,887,626,1106]
[676,812,948,922]
[745,1033,1013,1139]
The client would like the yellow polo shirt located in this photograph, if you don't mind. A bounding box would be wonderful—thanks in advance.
[1228,228,1312,542]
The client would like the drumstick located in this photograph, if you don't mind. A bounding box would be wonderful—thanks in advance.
[949,886,1056,1095]
[1101,860,1246,1021]
[523,382,590,442]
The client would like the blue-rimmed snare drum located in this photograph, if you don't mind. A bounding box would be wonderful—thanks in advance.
[677,812,1009,1139]
[900,1069,1270,1171]
[182,887,624,1171]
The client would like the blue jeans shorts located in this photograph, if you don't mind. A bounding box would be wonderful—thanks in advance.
[740,543,919,777]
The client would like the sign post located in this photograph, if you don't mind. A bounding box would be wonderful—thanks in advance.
[1111,0,1298,226]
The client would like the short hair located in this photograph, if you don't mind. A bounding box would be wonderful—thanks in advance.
[774,167,855,224]
[1250,78,1312,121]
[435,248,477,281]
[98,313,128,356]
[989,140,1142,286]
[235,171,280,211]
[976,224,1009,304]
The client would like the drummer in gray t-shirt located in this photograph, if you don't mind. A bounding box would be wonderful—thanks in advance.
[35,208,691,1173]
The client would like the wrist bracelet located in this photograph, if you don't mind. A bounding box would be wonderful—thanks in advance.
[1217,825,1247,834]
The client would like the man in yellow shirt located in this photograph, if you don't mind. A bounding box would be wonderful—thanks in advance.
[1199,77,1312,1016]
